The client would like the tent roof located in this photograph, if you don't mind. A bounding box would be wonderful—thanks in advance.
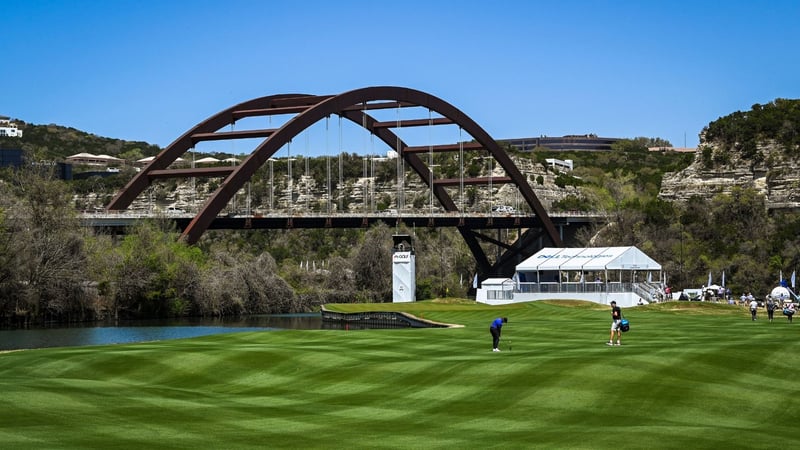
[195,157,221,164]
[96,154,122,161]
[482,277,513,286]
[67,153,122,162]
[770,286,791,299]
[516,247,661,272]
[67,152,97,159]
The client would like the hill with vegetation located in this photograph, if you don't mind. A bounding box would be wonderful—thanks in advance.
[0,120,161,162]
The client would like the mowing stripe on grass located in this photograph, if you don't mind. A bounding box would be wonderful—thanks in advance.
[1,301,799,449]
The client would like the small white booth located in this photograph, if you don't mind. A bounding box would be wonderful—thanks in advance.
[392,234,416,303]
[477,246,662,307]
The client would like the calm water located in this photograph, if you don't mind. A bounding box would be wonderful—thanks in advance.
[0,314,322,351]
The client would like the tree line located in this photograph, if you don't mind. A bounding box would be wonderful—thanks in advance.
[0,166,475,327]
[5,161,800,327]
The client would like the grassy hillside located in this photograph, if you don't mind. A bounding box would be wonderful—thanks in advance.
[0,122,161,161]
[0,301,796,449]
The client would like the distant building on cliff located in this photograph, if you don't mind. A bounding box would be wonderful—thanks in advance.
[500,134,620,152]
[0,116,23,138]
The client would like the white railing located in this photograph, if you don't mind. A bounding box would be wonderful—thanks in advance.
[517,281,639,294]
[79,209,607,220]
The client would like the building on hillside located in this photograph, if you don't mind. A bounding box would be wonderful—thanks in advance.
[476,246,663,307]
[545,158,573,172]
[0,116,23,138]
[500,134,620,152]
[1,148,72,179]
[648,146,697,153]
[0,148,24,168]
[65,152,124,166]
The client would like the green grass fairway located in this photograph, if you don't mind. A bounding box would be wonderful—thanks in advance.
[1,301,798,449]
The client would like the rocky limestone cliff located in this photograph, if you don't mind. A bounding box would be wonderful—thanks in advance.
[660,140,800,209]
[116,155,579,214]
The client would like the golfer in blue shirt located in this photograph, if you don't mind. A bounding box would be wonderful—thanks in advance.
[490,317,508,352]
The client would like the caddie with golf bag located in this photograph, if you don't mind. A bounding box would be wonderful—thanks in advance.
[608,301,623,346]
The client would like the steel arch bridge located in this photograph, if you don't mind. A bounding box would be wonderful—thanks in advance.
[107,86,563,277]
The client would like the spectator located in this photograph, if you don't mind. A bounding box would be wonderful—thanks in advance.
[766,297,776,322]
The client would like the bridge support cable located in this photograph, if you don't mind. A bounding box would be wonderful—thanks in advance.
[326,116,332,214]
[362,102,369,214]
[268,158,274,211]
[304,130,309,211]
[428,108,434,216]
[395,102,404,214]
[287,140,293,212]
[457,127,463,215]
[106,87,562,276]
[338,117,344,212]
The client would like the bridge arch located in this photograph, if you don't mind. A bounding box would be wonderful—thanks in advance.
[107,86,563,276]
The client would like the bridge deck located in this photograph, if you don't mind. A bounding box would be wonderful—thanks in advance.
[82,211,602,230]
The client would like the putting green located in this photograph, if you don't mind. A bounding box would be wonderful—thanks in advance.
[0,301,797,449]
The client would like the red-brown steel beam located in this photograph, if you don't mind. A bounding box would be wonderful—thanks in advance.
[231,106,309,119]
[148,167,236,179]
[191,128,276,143]
[371,117,454,129]
[432,177,513,187]
[403,142,484,153]
[341,101,415,111]
[267,95,334,107]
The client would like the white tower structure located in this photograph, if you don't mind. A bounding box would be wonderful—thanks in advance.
[392,234,416,302]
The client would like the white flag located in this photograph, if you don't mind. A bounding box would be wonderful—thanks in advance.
[472,274,478,289]
[722,270,725,287]
[793,271,797,289]
[707,272,712,287]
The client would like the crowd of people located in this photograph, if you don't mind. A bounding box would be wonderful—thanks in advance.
[749,292,796,322]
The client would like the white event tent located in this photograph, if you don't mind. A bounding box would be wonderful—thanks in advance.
[195,157,221,164]
[477,246,663,307]
[515,246,661,284]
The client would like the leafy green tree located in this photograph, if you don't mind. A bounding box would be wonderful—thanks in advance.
[111,221,204,318]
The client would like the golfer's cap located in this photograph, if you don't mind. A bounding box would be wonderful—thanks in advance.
[610,301,617,305]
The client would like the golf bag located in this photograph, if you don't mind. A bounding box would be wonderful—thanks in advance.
[620,318,630,332]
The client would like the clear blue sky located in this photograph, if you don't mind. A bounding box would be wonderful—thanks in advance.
[3,0,799,151]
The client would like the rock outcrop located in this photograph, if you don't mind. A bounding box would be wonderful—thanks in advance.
[659,140,800,209]
[116,155,579,214]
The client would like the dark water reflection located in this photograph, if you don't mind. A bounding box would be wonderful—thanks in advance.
[0,314,321,351]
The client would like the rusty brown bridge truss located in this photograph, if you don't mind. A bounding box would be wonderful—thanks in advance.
[107,86,564,278]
